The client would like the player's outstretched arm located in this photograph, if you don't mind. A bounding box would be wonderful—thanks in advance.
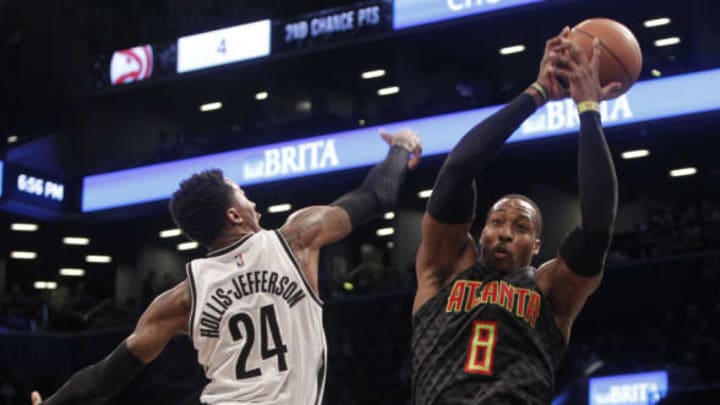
[415,29,572,295]
[538,39,620,339]
[278,129,420,292]
[31,280,191,405]
[280,128,421,250]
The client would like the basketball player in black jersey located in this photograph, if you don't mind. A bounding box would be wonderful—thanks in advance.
[30,129,422,405]
[412,28,622,404]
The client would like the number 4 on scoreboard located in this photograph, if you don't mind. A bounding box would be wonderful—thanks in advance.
[217,38,227,55]
[464,320,498,375]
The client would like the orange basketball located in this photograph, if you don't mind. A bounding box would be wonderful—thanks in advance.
[567,18,643,96]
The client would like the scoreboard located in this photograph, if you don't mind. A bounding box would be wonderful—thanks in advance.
[177,20,272,74]
[91,0,547,89]
[273,0,393,54]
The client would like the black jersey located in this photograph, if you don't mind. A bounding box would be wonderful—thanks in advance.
[412,264,567,405]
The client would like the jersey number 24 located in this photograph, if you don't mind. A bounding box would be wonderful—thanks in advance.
[228,304,288,379]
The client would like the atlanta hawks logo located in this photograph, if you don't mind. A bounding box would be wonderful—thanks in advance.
[235,254,245,268]
[110,45,153,86]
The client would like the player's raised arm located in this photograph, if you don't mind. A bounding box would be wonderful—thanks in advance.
[538,38,620,338]
[415,29,572,298]
[278,128,421,289]
[31,281,191,405]
[280,128,420,249]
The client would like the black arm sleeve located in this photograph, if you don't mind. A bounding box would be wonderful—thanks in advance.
[427,93,538,223]
[42,341,145,405]
[332,145,410,228]
[559,111,618,276]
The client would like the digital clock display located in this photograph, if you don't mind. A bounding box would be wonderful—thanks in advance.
[16,173,64,202]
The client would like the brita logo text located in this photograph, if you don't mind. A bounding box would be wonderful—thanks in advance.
[243,139,340,180]
[593,383,665,405]
[521,95,633,135]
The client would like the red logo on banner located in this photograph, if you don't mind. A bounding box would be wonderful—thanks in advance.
[110,45,153,85]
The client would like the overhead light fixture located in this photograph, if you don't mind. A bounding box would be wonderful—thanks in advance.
[499,45,525,55]
[268,203,292,213]
[651,69,662,77]
[34,281,58,290]
[669,167,697,177]
[86,255,112,263]
[200,101,223,112]
[59,268,85,277]
[11,251,37,260]
[376,227,394,236]
[342,281,354,291]
[7,135,18,144]
[295,100,312,113]
[255,91,268,100]
[361,69,386,79]
[621,149,650,159]
[643,17,671,28]
[63,237,90,245]
[11,223,38,232]
[384,212,395,220]
[377,86,399,96]
[654,37,681,47]
[418,189,433,199]
[386,241,394,249]
[159,228,182,238]
[358,119,366,126]
[178,241,199,251]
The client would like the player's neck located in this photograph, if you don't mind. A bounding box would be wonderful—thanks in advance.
[208,227,255,252]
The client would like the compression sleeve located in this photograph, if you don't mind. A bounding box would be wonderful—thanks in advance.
[41,341,145,405]
[332,145,410,228]
[559,111,618,276]
[427,93,538,223]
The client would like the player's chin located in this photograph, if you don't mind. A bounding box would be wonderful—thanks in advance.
[485,255,514,270]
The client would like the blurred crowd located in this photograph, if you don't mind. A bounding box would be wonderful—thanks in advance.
[609,200,720,262]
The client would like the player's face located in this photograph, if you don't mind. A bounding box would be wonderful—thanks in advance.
[226,179,262,230]
[479,198,541,271]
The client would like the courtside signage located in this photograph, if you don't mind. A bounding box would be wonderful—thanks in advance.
[177,19,271,74]
[82,68,720,212]
[589,371,668,405]
[393,0,545,30]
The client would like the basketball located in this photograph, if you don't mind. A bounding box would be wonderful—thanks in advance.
[567,18,643,96]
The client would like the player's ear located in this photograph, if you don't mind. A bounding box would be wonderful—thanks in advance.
[532,239,541,256]
[227,207,244,225]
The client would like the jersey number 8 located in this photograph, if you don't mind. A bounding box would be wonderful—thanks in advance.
[464,320,498,375]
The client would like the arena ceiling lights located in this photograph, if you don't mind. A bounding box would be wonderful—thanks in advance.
[643,17,671,28]
[77,68,720,212]
[11,223,38,232]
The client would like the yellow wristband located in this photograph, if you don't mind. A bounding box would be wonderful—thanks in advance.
[576,101,600,114]
[530,82,548,103]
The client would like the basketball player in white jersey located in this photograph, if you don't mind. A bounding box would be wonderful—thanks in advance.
[31,129,422,405]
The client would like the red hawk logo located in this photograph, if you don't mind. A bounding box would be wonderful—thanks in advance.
[110,45,153,86]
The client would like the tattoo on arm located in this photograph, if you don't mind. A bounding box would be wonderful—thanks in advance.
[281,206,351,251]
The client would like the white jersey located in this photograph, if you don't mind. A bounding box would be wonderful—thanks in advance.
[186,230,326,405]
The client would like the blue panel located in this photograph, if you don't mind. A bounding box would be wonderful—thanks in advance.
[82,68,720,212]
[0,160,3,198]
[589,371,668,405]
[393,0,544,30]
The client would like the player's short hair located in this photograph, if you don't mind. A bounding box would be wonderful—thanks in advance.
[169,169,234,246]
[488,194,543,236]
